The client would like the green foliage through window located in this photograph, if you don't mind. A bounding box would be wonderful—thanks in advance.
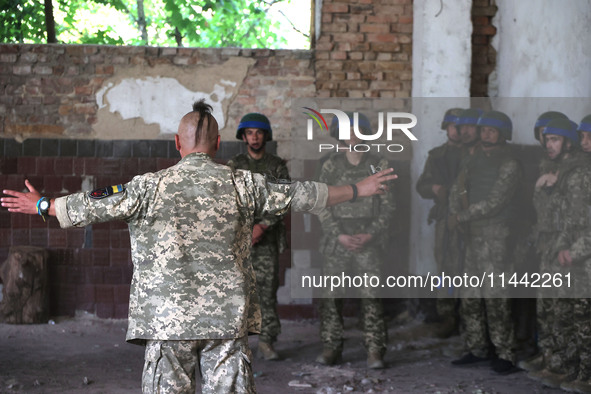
[0,0,309,49]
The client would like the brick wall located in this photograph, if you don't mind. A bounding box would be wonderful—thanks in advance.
[471,0,498,97]
[315,0,413,98]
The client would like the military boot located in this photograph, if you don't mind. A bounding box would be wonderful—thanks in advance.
[538,370,577,389]
[561,372,591,393]
[258,341,279,361]
[518,352,546,372]
[367,351,385,369]
[315,347,342,366]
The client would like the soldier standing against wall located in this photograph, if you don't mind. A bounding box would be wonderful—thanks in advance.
[416,108,464,337]
[448,110,521,375]
[556,114,591,393]
[1,100,397,394]
[227,113,289,361]
[518,111,568,374]
[527,118,591,389]
[316,113,396,369]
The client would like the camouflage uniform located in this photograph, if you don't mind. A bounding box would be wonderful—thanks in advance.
[543,152,591,377]
[317,153,395,355]
[227,152,290,345]
[531,156,560,366]
[53,152,328,393]
[449,145,521,362]
[416,142,465,318]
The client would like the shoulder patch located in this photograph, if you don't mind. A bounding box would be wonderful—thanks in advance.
[88,184,125,200]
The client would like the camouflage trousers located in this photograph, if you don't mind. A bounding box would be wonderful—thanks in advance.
[460,224,515,361]
[536,248,580,374]
[142,337,255,394]
[249,242,280,344]
[319,244,387,354]
[433,219,462,319]
[572,296,591,380]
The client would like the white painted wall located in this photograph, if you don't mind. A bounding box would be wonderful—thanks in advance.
[491,0,591,99]
[410,0,472,274]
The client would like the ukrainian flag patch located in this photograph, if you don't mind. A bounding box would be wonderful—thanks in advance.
[89,184,125,200]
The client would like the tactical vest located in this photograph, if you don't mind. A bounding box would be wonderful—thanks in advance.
[331,154,383,221]
[466,149,516,227]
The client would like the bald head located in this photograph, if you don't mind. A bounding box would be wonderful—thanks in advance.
[176,100,220,157]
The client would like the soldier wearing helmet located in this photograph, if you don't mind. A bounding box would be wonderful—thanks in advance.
[534,111,568,146]
[316,112,395,369]
[528,117,591,388]
[554,114,591,392]
[416,108,465,337]
[227,112,289,361]
[448,109,521,375]
[456,108,484,154]
[578,114,591,153]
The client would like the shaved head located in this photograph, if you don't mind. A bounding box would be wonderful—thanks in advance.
[176,100,220,157]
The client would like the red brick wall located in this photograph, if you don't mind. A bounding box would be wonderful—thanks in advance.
[315,0,413,98]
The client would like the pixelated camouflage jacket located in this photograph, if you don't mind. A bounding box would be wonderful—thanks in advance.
[449,145,522,228]
[227,152,290,253]
[549,152,591,258]
[54,152,327,344]
[415,142,465,224]
[317,153,396,252]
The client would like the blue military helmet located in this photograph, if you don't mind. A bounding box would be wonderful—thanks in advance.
[533,111,568,141]
[329,112,372,140]
[236,113,273,141]
[542,117,579,145]
[455,108,484,127]
[441,108,463,130]
[476,110,513,141]
[578,114,591,133]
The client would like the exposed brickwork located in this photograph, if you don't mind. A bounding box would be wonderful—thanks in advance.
[0,44,315,146]
[315,0,413,98]
[471,0,498,97]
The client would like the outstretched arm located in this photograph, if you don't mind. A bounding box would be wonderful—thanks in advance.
[2,180,56,217]
[326,167,397,206]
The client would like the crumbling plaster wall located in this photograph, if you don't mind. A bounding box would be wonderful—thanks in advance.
[410,0,472,274]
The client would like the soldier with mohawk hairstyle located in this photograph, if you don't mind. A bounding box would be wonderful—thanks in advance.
[1,100,397,394]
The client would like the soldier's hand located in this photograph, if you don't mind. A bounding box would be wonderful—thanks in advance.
[352,233,373,248]
[535,171,558,189]
[432,184,447,202]
[338,234,362,252]
[356,168,397,197]
[2,180,42,215]
[558,249,572,267]
[251,224,268,246]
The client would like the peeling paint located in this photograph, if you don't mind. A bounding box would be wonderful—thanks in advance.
[96,77,235,134]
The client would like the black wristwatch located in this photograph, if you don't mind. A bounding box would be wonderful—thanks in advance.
[37,197,50,217]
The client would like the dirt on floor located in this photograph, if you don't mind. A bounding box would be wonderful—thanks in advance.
[0,311,561,394]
